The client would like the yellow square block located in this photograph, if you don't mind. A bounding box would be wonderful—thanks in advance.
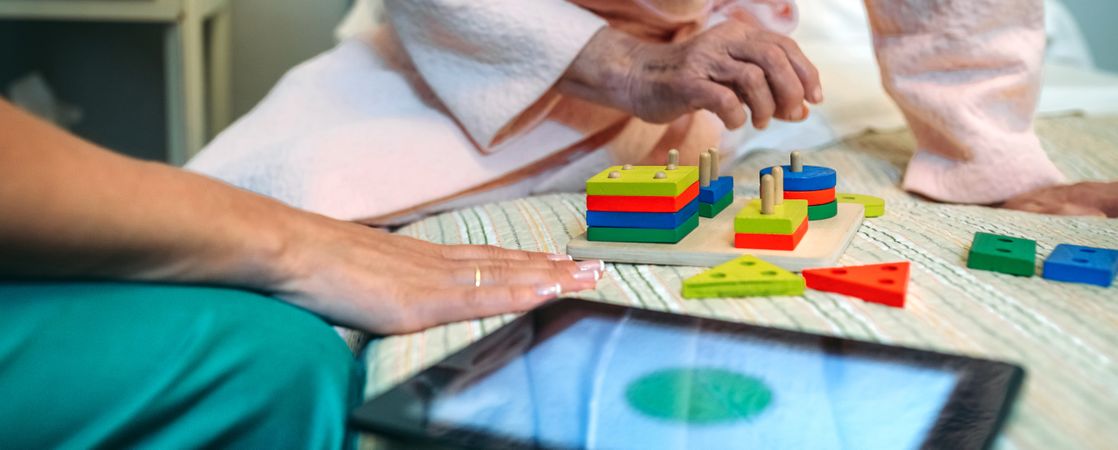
[586,166,698,197]
[734,199,808,234]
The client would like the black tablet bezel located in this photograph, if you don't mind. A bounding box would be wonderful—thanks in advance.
[351,298,1024,450]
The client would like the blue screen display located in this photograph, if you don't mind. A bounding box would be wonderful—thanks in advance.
[429,315,959,450]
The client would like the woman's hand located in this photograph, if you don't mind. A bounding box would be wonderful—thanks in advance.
[560,21,822,130]
[999,181,1118,218]
[271,216,601,335]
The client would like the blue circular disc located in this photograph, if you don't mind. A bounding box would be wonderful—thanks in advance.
[759,165,836,191]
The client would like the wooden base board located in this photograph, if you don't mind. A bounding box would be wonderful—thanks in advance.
[567,200,864,271]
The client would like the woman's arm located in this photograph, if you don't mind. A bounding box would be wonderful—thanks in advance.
[0,100,599,333]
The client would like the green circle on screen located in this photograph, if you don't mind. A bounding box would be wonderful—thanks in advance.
[625,368,773,424]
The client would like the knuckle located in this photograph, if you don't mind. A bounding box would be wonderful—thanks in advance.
[741,66,765,85]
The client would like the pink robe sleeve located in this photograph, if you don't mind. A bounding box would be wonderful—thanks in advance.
[865,0,1064,204]
[383,0,608,152]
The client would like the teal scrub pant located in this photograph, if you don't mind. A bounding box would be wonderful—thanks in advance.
[0,282,363,449]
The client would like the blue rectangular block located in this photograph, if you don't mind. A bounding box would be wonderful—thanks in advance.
[699,177,733,204]
[586,199,699,229]
[1042,243,1118,287]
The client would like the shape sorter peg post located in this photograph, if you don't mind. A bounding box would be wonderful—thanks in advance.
[682,254,805,298]
[760,151,838,221]
[698,148,734,218]
[733,170,809,251]
[585,149,700,243]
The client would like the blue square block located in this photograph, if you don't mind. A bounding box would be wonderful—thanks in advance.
[699,177,734,204]
[1042,244,1118,287]
[586,199,699,229]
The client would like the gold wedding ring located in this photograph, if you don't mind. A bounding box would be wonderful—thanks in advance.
[474,266,482,288]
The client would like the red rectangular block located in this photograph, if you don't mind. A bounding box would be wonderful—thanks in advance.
[733,216,808,250]
[587,182,699,213]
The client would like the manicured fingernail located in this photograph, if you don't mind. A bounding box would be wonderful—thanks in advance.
[577,260,605,272]
[548,253,573,261]
[536,283,562,297]
[572,270,601,282]
[812,86,823,103]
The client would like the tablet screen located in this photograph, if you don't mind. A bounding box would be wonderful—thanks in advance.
[427,314,958,450]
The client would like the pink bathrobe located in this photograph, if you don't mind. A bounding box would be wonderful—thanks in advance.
[187,0,1062,224]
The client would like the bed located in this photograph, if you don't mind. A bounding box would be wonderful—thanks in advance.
[342,2,1117,447]
[354,111,1118,449]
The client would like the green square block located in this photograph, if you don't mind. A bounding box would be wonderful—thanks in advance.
[734,199,808,234]
[683,255,805,298]
[699,193,733,218]
[586,165,699,197]
[587,213,698,243]
[966,232,1036,277]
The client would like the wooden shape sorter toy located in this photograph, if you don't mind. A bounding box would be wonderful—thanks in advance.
[585,150,701,244]
[734,170,807,251]
[802,262,911,308]
[966,232,1037,277]
[682,255,805,298]
[698,149,734,218]
[569,149,865,271]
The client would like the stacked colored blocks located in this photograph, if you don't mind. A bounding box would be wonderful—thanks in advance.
[733,199,809,250]
[585,165,699,243]
[699,176,734,218]
[966,232,1036,277]
[1042,244,1118,287]
[760,164,838,220]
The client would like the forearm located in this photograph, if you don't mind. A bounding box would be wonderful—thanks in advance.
[0,100,304,288]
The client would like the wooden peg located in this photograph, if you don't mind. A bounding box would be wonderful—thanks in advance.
[761,174,774,214]
[708,148,720,181]
[667,149,679,169]
[699,152,712,187]
[790,151,803,172]
[622,164,633,170]
[772,166,784,204]
[654,171,667,179]
[608,171,622,179]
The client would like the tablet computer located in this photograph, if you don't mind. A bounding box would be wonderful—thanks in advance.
[351,298,1023,449]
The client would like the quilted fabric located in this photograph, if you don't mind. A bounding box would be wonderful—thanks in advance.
[358,115,1118,449]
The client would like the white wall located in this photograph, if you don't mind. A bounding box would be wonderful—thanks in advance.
[1062,0,1118,73]
[230,0,349,119]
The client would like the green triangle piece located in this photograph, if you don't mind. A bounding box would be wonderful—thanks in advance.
[682,255,805,299]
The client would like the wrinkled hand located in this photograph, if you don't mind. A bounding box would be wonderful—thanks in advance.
[561,21,822,130]
[999,181,1118,218]
[272,217,601,335]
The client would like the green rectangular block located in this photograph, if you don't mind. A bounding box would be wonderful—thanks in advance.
[966,232,1036,277]
[699,193,733,218]
[587,213,698,243]
[586,165,698,197]
[734,199,808,234]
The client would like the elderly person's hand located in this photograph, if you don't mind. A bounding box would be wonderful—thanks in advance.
[560,19,822,131]
[999,181,1118,218]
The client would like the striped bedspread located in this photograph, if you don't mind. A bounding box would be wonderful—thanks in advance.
[358,115,1118,449]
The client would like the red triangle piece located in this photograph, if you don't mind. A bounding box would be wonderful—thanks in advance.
[802,262,910,308]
